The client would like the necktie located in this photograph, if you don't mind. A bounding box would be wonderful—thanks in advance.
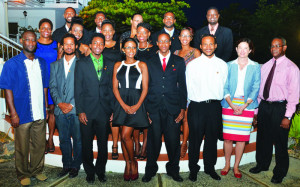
[162,58,167,71]
[263,60,276,100]
[210,26,215,35]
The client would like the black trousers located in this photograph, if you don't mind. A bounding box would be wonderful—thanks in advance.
[145,105,181,176]
[80,114,109,177]
[256,100,289,178]
[187,101,222,173]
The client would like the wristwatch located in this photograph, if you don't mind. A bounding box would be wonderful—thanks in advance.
[285,116,291,120]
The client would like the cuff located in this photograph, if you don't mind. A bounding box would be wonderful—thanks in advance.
[224,94,230,99]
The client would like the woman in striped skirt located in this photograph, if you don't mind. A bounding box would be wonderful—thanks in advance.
[221,38,261,178]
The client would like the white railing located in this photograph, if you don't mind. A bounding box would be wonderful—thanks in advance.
[0,33,22,61]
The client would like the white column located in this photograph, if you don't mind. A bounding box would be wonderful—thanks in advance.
[0,0,9,37]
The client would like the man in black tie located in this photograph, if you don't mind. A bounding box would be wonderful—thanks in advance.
[142,33,187,183]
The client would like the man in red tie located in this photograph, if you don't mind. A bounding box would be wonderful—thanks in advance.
[249,37,300,184]
[142,33,187,182]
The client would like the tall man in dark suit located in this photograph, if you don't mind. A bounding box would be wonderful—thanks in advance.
[142,33,187,183]
[151,12,181,53]
[74,33,114,184]
[50,33,82,179]
[193,7,233,62]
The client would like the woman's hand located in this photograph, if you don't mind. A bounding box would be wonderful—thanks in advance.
[122,104,131,114]
[128,104,140,114]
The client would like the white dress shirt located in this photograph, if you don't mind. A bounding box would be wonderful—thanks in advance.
[24,58,44,121]
[158,50,171,66]
[64,56,76,78]
[164,27,174,37]
[96,27,101,33]
[65,24,70,32]
[186,54,228,102]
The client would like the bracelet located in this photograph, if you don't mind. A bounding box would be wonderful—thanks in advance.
[46,108,50,111]
[11,114,18,119]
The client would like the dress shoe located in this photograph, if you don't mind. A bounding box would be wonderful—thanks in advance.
[98,173,107,182]
[69,168,79,178]
[142,174,154,182]
[35,173,48,181]
[167,173,183,182]
[204,170,221,180]
[271,176,283,184]
[249,166,268,174]
[233,169,242,179]
[220,169,230,176]
[188,172,197,182]
[86,175,95,184]
[57,168,70,178]
[124,173,131,181]
[20,177,31,186]
[131,161,139,181]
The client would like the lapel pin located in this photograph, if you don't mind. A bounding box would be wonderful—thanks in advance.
[172,65,174,67]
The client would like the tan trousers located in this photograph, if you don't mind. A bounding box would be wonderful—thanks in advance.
[14,119,46,180]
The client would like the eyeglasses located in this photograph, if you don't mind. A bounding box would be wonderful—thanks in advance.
[123,46,137,50]
[270,45,284,49]
[22,38,37,42]
[157,40,170,44]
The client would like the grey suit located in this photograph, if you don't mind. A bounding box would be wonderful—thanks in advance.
[49,57,82,170]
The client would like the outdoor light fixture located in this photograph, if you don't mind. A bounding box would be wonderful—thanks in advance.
[23,10,27,17]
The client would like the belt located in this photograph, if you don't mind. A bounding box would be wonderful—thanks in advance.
[261,100,286,104]
[198,100,220,104]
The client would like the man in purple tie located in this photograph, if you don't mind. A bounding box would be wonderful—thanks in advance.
[249,37,300,184]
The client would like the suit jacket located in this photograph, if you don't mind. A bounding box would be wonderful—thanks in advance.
[49,57,77,115]
[146,53,187,115]
[74,55,114,120]
[151,28,181,53]
[221,59,261,109]
[193,25,233,62]
[52,25,90,44]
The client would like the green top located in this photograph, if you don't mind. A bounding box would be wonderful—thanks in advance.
[90,53,103,80]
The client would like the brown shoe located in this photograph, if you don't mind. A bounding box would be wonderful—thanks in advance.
[35,173,48,181]
[20,178,31,186]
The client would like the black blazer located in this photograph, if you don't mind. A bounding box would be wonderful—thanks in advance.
[53,25,90,44]
[193,25,233,62]
[146,53,187,115]
[151,28,181,53]
[74,55,114,120]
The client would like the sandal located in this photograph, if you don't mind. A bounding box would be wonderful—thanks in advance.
[112,146,119,160]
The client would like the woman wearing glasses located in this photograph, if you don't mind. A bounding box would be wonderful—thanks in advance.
[174,27,201,158]
[112,38,149,181]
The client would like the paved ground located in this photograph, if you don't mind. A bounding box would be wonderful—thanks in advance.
[0,156,299,187]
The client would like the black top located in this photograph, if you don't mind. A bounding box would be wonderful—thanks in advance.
[52,25,90,45]
[136,45,159,64]
[102,41,122,64]
[150,28,181,53]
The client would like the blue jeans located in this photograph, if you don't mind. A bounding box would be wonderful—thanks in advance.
[56,114,82,169]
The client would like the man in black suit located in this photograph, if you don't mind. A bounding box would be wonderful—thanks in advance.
[193,7,233,62]
[151,12,181,53]
[142,33,187,183]
[53,7,89,44]
[74,33,114,184]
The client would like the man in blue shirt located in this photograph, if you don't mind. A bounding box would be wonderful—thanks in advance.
[0,30,49,186]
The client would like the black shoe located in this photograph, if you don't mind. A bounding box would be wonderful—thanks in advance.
[249,166,268,174]
[167,173,183,182]
[271,176,283,184]
[69,168,79,178]
[57,168,70,178]
[204,170,221,180]
[98,173,107,182]
[86,175,95,184]
[142,174,153,182]
[189,172,197,182]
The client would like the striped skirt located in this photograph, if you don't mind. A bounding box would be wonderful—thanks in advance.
[222,96,254,141]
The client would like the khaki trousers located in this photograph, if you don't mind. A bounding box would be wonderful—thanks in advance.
[14,119,46,180]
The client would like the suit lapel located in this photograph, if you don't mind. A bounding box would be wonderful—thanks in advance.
[87,56,101,84]
[244,64,254,93]
[66,57,76,81]
[165,54,174,72]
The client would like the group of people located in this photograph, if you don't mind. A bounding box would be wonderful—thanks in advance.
[0,6,299,186]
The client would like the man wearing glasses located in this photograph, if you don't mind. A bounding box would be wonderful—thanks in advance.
[143,33,187,182]
[151,12,181,52]
[0,31,49,186]
[249,37,300,184]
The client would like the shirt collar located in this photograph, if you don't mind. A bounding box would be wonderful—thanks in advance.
[208,23,219,34]
[96,27,101,33]
[164,27,175,37]
[200,53,216,61]
[63,55,76,65]
[65,24,70,32]
[272,55,286,65]
[90,53,103,62]
[158,50,171,61]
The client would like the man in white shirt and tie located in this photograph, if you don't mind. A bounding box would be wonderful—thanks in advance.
[186,34,228,182]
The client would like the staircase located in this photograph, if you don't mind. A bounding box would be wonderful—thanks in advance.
[0,33,22,61]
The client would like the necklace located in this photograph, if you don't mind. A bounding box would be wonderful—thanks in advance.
[138,42,149,51]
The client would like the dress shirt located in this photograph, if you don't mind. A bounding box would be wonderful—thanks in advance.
[65,24,70,32]
[186,54,228,102]
[158,50,171,66]
[208,23,219,35]
[24,58,44,121]
[63,55,76,78]
[258,55,300,117]
[96,27,101,33]
[164,27,174,37]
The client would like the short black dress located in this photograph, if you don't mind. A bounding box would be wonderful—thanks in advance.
[112,60,149,128]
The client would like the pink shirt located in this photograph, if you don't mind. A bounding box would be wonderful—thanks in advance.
[257,55,300,117]
[208,23,219,35]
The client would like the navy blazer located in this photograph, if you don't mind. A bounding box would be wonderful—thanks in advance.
[151,28,181,53]
[50,57,77,115]
[221,59,261,109]
[146,53,187,115]
[193,25,233,62]
[74,55,114,120]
